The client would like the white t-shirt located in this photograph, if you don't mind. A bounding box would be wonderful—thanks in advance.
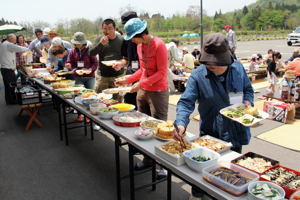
[183,53,195,69]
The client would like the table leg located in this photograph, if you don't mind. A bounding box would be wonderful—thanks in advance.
[128,144,135,200]
[90,121,94,140]
[114,135,122,200]
[152,162,156,191]
[167,170,172,200]
[18,108,24,116]
[84,115,87,136]
[62,104,68,146]
[25,107,42,130]
[31,107,43,128]
[58,103,63,141]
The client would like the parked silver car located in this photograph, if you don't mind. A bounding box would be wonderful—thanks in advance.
[287,27,300,46]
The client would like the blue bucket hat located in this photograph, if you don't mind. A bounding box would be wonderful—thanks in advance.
[124,18,147,40]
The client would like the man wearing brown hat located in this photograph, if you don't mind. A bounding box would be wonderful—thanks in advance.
[173,33,254,200]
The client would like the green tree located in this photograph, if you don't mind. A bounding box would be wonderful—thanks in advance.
[212,18,225,31]
[257,10,285,29]
[240,12,256,30]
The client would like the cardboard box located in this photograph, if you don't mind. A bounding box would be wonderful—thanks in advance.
[263,101,289,123]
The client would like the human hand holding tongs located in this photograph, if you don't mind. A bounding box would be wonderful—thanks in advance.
[173,123,186,152]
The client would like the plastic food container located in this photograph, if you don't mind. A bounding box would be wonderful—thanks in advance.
[202,162,259,196]
[248,181,285,200]
[192,135,232,153]
[260,165,300,198]
[154,143,185,166]
[98,107,119,119]
[89,103,106,115]
[183,147,220,172]
[231,152,279,175]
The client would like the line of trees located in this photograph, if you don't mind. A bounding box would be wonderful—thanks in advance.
[0,18,18,26]
[3,0,300,39]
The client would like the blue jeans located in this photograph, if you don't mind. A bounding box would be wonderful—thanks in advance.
[74,77,95,89]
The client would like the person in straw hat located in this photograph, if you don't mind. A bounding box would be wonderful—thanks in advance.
[65,32,98,123]
[173,33,254,200]
[65,32,98,89]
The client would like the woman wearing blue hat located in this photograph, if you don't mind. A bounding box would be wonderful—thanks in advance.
[115,18,169,172]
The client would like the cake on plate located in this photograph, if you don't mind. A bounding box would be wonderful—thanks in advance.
[156,121,175,139]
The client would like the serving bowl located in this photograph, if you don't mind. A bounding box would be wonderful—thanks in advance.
[183,147,220,172]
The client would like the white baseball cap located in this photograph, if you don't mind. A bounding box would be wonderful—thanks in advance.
[43,27,51,36]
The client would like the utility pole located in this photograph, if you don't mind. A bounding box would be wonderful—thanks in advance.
[200,0,204,49]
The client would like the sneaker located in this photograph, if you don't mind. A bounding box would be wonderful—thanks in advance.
[93,124,100,131]
[156,169,167,180]
[76,115,84,122]
[134,161,153,171]
[188,195,201,200]
[66,107,74,113]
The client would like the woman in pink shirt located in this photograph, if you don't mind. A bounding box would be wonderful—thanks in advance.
[116,17,169,174]
[116,18,169,121]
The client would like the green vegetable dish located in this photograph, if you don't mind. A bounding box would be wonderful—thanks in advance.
[192,156,210,162]
[251,183,281,199]
[223,109,244,118]
[242,118,254,124]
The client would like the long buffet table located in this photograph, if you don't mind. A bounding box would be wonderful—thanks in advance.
[27,76,249,200]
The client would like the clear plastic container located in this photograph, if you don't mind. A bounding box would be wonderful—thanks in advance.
[202,162,259,196]
[89,103,106,115]
[183,147,220,172]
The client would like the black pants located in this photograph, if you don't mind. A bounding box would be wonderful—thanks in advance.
[124,92,137,109]
[1,68,17,104]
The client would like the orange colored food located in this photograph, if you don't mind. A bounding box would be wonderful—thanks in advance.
[82,92,97,98]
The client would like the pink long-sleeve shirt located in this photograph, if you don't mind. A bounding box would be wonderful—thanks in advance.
[126,37,168,91]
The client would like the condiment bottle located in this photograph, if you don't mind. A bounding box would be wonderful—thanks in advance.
[281,80,290,100]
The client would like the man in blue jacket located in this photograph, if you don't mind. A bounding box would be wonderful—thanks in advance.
[173,33,254,200]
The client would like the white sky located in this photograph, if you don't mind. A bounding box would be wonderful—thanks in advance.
[1,0,257,25]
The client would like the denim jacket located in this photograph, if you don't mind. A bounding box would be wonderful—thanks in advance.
[175,61,254,147]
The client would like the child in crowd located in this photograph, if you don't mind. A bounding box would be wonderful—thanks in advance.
[248,54,258,72]
[266,51,281,93]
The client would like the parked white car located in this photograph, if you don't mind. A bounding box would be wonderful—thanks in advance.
[287,27,300,46]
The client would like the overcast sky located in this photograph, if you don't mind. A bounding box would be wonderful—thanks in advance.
[2,0,257,25]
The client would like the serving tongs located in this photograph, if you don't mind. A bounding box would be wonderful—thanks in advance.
[174,123,186,152]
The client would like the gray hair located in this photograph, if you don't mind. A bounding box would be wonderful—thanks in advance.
[7,33,16,39]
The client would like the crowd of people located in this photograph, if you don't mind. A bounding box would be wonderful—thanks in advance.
[0,13,300,200]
